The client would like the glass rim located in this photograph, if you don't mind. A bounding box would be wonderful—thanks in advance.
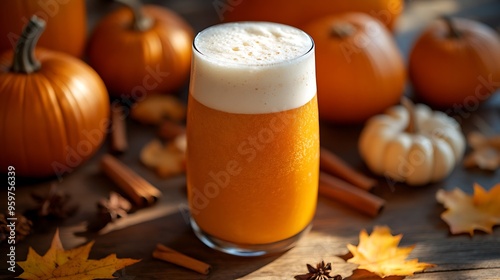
[192,21,315,68]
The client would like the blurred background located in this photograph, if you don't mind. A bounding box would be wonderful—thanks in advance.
[84,0,500,55]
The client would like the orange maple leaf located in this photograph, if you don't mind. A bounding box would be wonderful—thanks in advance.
[347,226,435,278]
[436,183,500,235]
[17,229,140,280]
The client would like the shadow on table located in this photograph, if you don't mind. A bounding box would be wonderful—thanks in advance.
[72,208,286,280]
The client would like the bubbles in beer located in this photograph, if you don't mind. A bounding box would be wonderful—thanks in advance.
[194,22,312,65]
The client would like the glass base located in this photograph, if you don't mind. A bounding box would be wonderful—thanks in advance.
[190,218,311,257]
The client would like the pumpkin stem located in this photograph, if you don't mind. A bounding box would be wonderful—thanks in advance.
[330,23,356,39]
[115,0,153,31]
[11,16,45,74]
[401,97,418,134]
[442,16,461,39]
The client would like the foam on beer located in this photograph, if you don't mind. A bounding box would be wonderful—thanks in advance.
[191,22,316,114]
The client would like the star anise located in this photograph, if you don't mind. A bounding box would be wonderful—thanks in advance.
[98,191,132,221]
[0,213,33,243]
[30,184,78,218]
[294,261,342,280]
[87,192,132,232]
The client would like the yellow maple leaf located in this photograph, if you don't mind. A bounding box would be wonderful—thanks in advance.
[436,183,500,235]
[17,229,140,280]
[347,226,435,278]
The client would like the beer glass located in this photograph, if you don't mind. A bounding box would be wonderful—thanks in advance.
[186,22,319,256]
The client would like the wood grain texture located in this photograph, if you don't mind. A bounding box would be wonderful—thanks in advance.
[1,0,500,279]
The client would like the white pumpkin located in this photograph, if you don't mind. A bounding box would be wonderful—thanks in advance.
[359,98,465,186]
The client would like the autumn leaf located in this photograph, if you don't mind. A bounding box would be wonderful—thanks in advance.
[17,229,140,280]
[347,226,435,278]
[436,183,500,235]
[140,137,186,178]
[131,94,186,124]
[463,131,500,171]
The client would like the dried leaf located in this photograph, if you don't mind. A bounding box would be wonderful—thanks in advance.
[140,137,186,178]
[463,131,500,170]
[436,183,500,235]
[131,94,186,125]
[158,119,186,140]
[17,229,140,279]
[347,226,435,278]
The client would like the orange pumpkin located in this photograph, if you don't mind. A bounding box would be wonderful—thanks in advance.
[303,13,406,124]
[409,17,500,108]
[87,0,193,98]
[0,16,110,178]
[0,0,87,57]
[222,0,403,31]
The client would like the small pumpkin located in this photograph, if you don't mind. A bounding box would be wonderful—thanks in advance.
[359,98,465,186]
[302,13,406,124]
[223,0,403,31]
[0,16,110,178]
[409,17,500,108]
[0,0,87,57]
[88,0,193,98]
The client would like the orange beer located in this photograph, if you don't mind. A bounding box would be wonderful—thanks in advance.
[187,22,318,255]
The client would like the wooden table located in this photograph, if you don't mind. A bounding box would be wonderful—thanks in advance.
[2,0,500,279]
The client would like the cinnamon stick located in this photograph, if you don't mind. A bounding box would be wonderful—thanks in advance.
[110,104,128,153]
[319,171,385,217]
[320,147,377,191]
[100,154,161,207]
[153,244,211,275]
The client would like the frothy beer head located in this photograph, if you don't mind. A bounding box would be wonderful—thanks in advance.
[191,22,316,114]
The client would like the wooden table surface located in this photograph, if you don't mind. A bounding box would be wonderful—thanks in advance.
[2,0,500,279]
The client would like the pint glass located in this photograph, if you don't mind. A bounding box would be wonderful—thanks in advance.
[187,22,319,256]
